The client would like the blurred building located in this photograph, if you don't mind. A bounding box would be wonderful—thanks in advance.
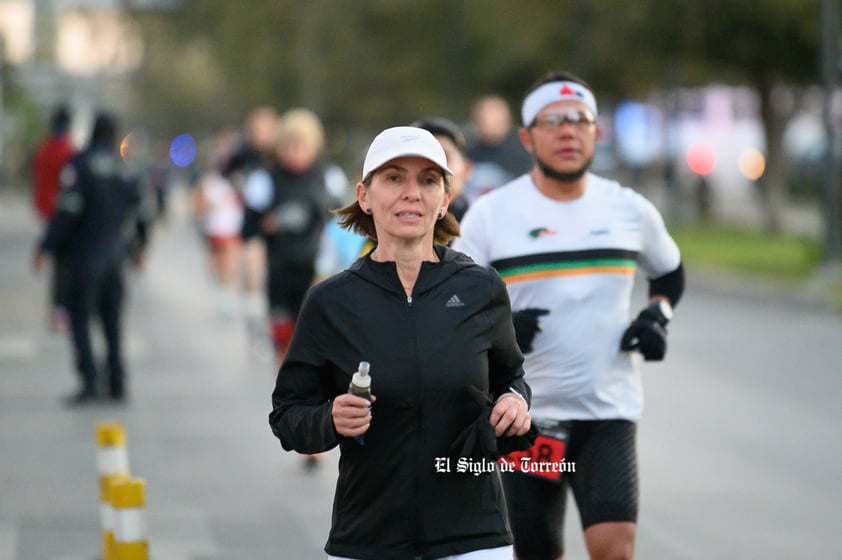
[2,1,144,107]
[0,0,179,175]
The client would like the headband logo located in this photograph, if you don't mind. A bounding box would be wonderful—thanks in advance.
[560,84,575,96]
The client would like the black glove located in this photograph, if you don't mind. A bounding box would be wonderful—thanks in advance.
[450,386,538,462]
[620,302,670,361]
[511,308,550,354]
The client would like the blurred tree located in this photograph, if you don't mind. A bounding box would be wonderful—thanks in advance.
[127,0,822,220]
[0,50,45,186]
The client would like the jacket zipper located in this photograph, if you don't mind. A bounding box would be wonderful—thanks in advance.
[408,289,421,555]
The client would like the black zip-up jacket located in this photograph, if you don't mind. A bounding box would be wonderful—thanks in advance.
[269,245,530,560]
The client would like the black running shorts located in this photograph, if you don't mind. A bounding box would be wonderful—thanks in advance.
[501,419,638,560]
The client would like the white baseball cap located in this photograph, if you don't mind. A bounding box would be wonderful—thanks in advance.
[362,126,453,179]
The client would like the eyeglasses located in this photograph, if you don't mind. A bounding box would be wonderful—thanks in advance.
[531,109,596,130]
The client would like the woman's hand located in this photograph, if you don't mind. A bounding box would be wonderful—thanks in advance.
[489,394,531,437]
[332,394,376,438]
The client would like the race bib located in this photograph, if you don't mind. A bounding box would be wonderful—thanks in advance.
[498,422,569,482]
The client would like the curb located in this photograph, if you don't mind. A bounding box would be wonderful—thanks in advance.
[687,265,841,315]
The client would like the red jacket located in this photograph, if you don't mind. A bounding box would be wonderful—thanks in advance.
[32,135,74,220]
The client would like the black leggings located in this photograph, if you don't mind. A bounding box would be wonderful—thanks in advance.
[502,419,638,560]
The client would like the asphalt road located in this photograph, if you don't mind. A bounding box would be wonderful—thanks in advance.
[1,187,840,559]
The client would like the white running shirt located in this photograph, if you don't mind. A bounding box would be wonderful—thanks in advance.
[453,173,680,421]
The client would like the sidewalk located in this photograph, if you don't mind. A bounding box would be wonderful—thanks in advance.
[0,188,338,559]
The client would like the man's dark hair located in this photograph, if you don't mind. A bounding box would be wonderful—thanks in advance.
[523,70,593,100]
[90,112,117,146]
[51,106,70,134]
[411,117,467,156]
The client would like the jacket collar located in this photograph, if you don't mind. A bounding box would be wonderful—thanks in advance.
[349,245,475,297]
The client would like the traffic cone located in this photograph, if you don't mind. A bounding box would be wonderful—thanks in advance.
[112,477,148,560]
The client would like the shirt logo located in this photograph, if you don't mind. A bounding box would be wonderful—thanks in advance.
[529,227,557,239]
[445,295,465,308]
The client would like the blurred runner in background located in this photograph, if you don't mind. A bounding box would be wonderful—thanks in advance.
[223,106,279,356]
[242,108,343,367]
[31,105,75,332]
[463,94,532,205]
[191,128,244,318]
[412,116,473,223]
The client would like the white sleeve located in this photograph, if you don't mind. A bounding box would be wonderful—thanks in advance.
[324,165,349,200]
[243,169,274,211]
[452,199,491,266]
[636,196,681,278]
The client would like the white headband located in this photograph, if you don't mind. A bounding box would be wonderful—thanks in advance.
[521,81,598,126]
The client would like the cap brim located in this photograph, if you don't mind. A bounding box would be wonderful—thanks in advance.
[365,152,453,178]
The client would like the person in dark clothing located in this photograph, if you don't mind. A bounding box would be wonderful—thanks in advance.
[221,105,279,182]
[464,95,533,204]
[242,108,342,364]
[411,117,472,223]
[33,112,148,406]
[269,126,534,560]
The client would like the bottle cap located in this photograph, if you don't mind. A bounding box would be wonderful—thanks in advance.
[352,361,371,388]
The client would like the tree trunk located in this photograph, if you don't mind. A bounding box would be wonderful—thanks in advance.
[755,79,785,234]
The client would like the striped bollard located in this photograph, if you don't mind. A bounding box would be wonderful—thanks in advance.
[112,477,149,560]
[95,423,130,560]
[101,473,129,560]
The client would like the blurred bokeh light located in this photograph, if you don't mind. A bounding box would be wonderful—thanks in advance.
[738,148,766,180]
[120,134,132,160]
[686,142,716,176]
[169,133,197,167]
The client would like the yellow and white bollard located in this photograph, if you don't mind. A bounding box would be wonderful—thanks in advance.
[95,423,130,560]
[100,473,129,560]
[95,423,130,476]
[112,477,148,560]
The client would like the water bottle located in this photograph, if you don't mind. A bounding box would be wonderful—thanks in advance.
[348,361,371,445]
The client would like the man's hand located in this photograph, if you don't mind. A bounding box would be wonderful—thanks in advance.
[332,393,376,438]
[512,308,550,354]
[489,393,531,438]
[620,302,670,361]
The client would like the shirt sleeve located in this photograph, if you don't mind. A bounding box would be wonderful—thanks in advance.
[635,195,681,279]
[324,164,349,204]
[243,168,274,211]
[451,198,491,266]
[268,289,343,454]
